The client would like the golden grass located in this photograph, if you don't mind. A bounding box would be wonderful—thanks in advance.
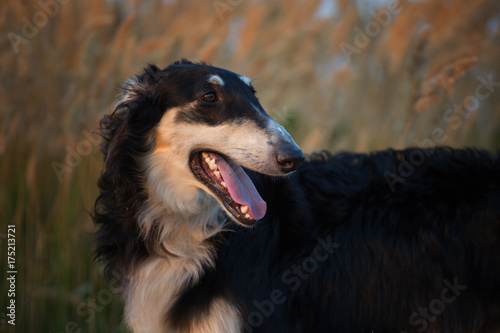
[1,0,499,331]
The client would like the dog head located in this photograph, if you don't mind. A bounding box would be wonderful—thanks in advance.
[111,60,304,226]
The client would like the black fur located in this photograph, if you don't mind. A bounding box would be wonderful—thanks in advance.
[93,61,500,332]
[169,148,500,332]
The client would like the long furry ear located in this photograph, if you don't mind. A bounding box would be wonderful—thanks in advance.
[100,67,164,169]
[122,64,164,102]
[93,65,167,278]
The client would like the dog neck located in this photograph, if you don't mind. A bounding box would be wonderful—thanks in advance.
[138,182,226,259]
[123,176,233,332]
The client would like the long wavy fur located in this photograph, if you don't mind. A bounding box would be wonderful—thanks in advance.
[92,64,166,278]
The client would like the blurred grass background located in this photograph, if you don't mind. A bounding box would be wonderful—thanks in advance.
[1,0,500,332]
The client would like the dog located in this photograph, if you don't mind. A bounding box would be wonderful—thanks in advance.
[93,59,500,332]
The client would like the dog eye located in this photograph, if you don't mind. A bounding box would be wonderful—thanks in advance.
[201,92,217,102]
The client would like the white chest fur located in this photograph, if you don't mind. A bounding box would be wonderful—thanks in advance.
[124,253,241,333]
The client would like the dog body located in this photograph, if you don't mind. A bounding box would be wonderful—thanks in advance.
[93,60,500,332]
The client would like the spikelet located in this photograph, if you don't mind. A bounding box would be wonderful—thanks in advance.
[414,56,478,112]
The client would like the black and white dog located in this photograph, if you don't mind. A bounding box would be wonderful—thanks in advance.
[93,59,500,332]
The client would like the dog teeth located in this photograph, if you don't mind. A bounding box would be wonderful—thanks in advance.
[240,205,249,214]
[202,153,221,180]
[205,157,218,171]
[209,160,218,171]
[221,181,227,188]
[244,213,251,219]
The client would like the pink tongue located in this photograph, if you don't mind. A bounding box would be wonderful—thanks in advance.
[215,157,267,220]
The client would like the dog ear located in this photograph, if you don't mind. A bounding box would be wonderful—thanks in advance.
[99,65,166,169]
[170,58,208,66]
[171,58,195,65]
[122,64,163,101]
[144,64,163,84]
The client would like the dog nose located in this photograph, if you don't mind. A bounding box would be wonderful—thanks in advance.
[276,146,305,173]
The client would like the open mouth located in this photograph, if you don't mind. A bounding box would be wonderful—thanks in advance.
[189,151,267,226]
